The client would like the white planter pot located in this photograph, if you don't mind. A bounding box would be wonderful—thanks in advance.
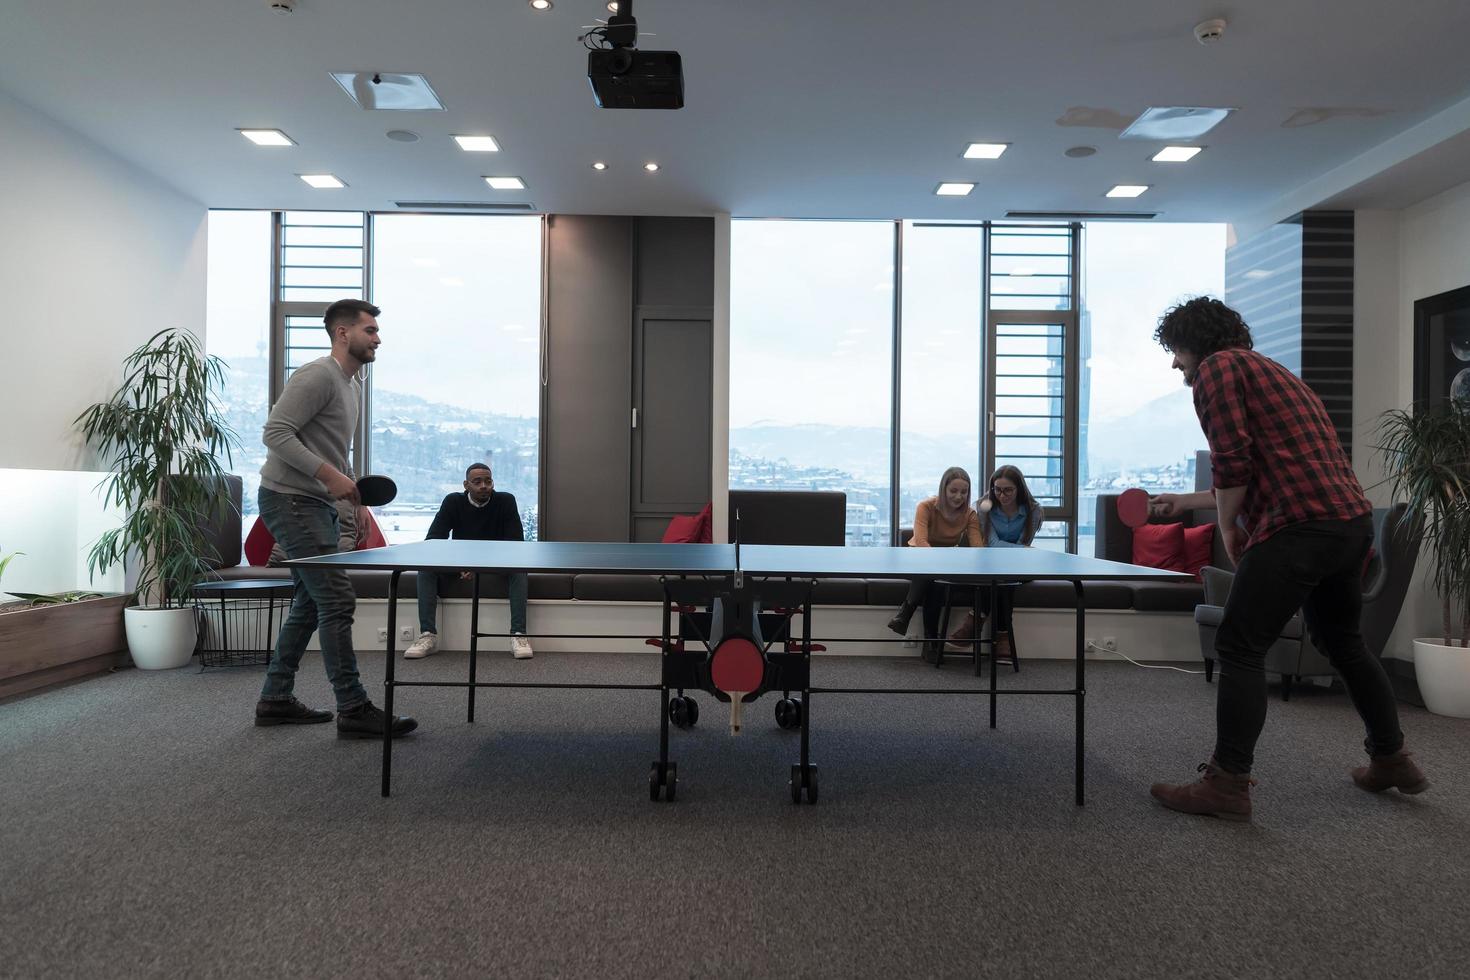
[1413,638,1470,718]
[124,605,198,670]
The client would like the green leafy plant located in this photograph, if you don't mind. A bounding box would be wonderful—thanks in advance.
[75,328,238,609]
[0,550,22,588]
[1377,402,1470,647]
[9,591,105,606]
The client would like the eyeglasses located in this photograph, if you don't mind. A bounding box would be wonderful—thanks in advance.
[992,485,1017,496]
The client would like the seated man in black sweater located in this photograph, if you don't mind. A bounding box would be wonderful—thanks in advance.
[405,462,532,660]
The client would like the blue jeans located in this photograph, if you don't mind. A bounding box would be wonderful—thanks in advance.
[258,487,368,711]
[418,571,528,635]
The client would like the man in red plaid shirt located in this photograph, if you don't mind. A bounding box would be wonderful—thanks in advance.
[1146,297,1428,821]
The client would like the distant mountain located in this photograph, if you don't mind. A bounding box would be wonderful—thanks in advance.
[1085,388,1205,472]
[732,424,976,485]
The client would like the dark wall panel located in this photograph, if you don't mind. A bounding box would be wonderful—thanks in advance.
[637,217,715,308]
[543,215,633,541]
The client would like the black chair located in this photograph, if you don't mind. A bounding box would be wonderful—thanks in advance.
[897,527,1019,674]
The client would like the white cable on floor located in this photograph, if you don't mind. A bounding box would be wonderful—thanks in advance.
[1086,641,1206,675]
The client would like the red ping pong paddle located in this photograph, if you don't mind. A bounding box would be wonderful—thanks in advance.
[1116,487,1150,529]
[356,474,397,507]
[710,637,764,735]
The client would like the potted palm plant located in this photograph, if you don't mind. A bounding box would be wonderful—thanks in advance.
[76,328,238,670]
[1378,400,1470,717]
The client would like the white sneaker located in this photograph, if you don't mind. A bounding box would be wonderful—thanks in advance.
[510,633,534,659]
[404,631,439,659]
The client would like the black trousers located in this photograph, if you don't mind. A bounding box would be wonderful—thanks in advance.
[1212,515,1403,773]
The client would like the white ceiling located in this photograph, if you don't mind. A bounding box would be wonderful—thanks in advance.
[4,0,1470,223]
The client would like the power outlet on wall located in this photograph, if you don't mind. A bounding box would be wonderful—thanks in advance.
[399,626,414,642]
[1100,636,1118,652]
[376,627,388,642]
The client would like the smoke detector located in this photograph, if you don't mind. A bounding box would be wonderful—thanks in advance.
[268,0,297,13]
[1194,18,1226,44]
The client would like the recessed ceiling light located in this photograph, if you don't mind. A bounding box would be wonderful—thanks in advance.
[643,162,660,172]
[484,176,525,190]
[591,161,608,171]
[529,0,552,9]
[1120,107,1234,140]
[1106,184,1149,198]
[1152,146,1203,163]
[935,182,975,196]
[453,135,500,152]
[963,143,1008,159]
[239,129,294,146]
[299,174,345,189]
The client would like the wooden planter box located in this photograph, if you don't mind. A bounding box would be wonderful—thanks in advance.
[0,594,131,699]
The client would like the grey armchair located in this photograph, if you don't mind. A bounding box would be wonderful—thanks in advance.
[1193,504,1421,700]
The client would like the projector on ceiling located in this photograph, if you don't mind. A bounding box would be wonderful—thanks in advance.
[587,49,684,109]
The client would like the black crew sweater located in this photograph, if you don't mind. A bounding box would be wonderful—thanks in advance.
[424,491,524,542]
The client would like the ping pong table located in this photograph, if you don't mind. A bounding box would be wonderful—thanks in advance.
[292,540,1187,805]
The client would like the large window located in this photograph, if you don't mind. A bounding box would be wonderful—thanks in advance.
[369,214,543,542]
[205,210,273,523]
[1078,223,1225,555]
[898,224,982,533]
[730,220,895,546]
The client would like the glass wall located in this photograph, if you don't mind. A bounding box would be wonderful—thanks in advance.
[205,210,273,524]
[730,220,895,546]
[369,214,543,542]
[1078,222,1225,555]
[898,223,982,532]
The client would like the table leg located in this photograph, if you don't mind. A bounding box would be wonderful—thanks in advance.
[382,569,400,798]
[469,572,480,723]
[1074,579,1086,806]
[989,581,998,728]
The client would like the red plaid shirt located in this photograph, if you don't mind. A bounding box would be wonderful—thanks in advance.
[1193,348,1370,550]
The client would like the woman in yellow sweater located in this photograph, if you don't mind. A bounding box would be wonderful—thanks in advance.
[887,466,984,660]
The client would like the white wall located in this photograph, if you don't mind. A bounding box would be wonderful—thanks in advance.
[1354,181,1470,657]
[0,89,208,472]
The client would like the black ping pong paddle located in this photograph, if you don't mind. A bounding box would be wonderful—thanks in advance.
[356,474,397,507]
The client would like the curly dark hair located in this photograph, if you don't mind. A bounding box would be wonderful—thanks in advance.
[1153,296,1253,357]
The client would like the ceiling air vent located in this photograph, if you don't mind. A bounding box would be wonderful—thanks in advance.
[394,201,538,211]
[1005,210,1158,220]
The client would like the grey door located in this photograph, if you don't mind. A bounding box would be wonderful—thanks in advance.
[631,308,713,542]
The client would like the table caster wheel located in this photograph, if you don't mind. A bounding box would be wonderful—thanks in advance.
[669,696,698,729]
[789,763,818,804]
[649,761,677,802]
[774,697,803,730]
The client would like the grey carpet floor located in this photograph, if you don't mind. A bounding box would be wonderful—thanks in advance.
[1,651,1467,980]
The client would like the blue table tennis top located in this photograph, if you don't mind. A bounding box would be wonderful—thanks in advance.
[289,539,1187,582]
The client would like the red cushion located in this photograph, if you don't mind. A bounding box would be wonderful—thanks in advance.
[662,503,714,544]
[662,514,704,543]
[1181,524,1215,581]
[358,508,387,550]
[1131,522,1185,570]
[243,517,275,567]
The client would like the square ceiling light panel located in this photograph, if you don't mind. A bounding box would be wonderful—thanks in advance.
[1120,107,1233,141]
[331,72,445,111]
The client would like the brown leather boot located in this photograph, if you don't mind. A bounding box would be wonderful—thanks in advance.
[945,611,983,651]
[1150,757,1254,822]
[1351,750,1430,795]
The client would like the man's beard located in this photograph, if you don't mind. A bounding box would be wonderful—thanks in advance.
[349,341,376,362]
